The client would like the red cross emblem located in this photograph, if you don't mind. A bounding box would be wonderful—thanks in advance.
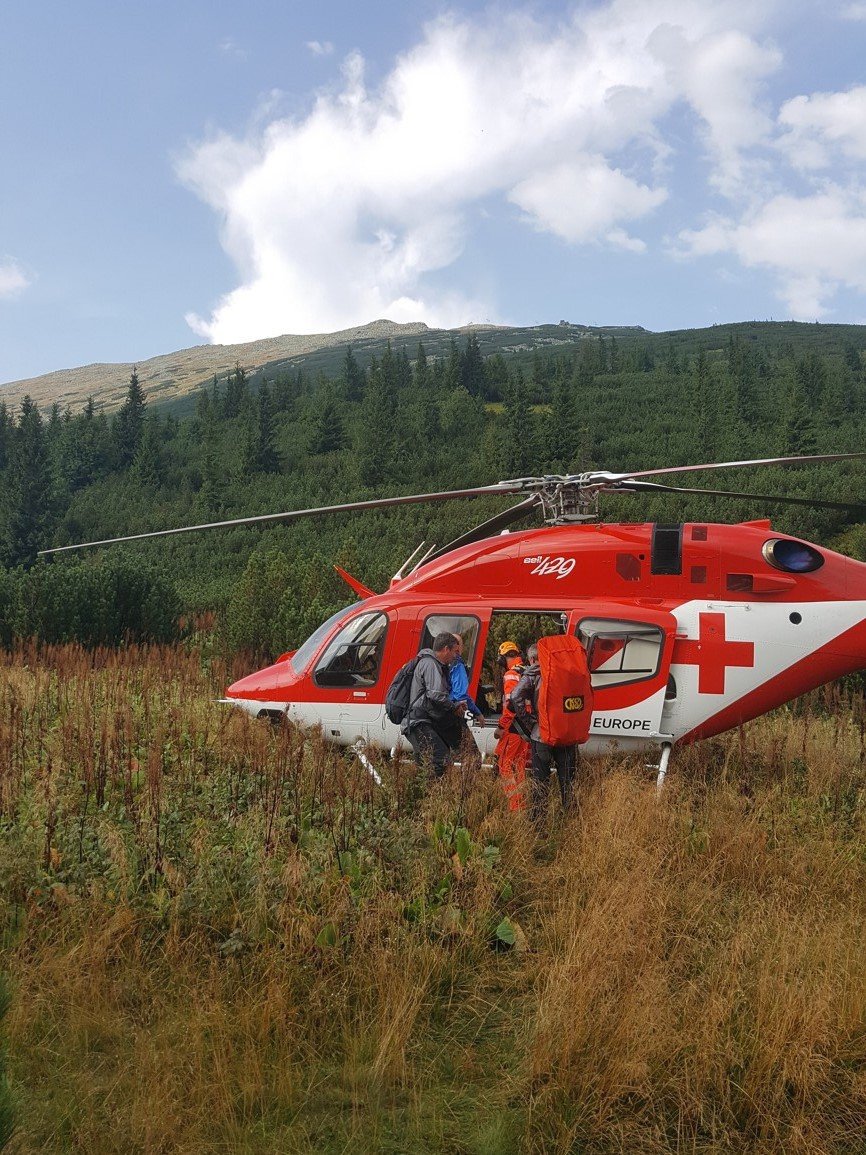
[676,612,755,694]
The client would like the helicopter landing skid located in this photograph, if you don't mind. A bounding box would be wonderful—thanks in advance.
[647,741,673,792]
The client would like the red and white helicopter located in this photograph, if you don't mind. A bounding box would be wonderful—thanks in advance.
[42,453,866,783]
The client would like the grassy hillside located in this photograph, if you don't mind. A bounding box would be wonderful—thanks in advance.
[1,644,865,1153]
[5,318,866,423]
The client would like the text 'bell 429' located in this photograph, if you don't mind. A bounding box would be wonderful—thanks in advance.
[41,453,866,772]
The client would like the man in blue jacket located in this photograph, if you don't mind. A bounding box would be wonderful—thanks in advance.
[434,631,485,756]
[449,633,484,723]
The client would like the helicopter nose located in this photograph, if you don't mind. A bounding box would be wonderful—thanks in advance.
[227,656,298,701]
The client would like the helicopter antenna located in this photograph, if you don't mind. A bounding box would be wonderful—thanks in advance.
[408,542,438,574]
[392,541,427,583]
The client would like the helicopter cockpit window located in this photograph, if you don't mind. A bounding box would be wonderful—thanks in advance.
[291,604,359,675]
[576,617,664,689]
[419,615,480,666]
[313,611,389,688]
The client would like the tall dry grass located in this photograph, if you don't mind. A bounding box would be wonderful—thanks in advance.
[0,644,864,1153]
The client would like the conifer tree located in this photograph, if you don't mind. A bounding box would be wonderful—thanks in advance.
[132,416,165,486]
[195,386,213,423]
[460,331,486,397]
[3,396,51,568]
[573,342,599,389]
[408,378,441,479]
[197,417,227,516]
[395,345,412,390]
[354,354,399,486]
[500,375,533,476]
[309,391,347,455]
[796,349,827,408]
[0,403,10,471]
[113,367,146,470]
[414,342,430,391]
[483,353,508,401]
[547,366,581,471]
[341,345,365,402]
[242,382,281,475]
[844,342,862,378]
[445,337,462,390]
[783,372,817,455]
[380,341,398,395]
[221,362,249,419]
[693,351,716,458]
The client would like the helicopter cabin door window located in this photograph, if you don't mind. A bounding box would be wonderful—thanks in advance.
[313,611,389,688]
[419,615,480,664]
[576,618,664,688]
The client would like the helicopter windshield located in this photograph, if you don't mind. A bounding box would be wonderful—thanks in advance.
[290,604,359,675]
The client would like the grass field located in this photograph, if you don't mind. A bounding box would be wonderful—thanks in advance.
[1,643,865,1153]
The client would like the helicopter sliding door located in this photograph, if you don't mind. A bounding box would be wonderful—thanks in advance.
[572,604,677,748]
[377,607,491,748]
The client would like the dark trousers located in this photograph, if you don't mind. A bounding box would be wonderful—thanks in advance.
[530,740,577,820]
[406,721,455,778]
[435,712,469,751]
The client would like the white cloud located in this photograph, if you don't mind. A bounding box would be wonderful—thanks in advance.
[777,87,866,169]
[218,37,248,61]
[840,2,866,18]
[0,259,30,298]
[509,157,666,246]
[306,40,334,56]
[679,188,866,317]
[179,1,787,343]
[647,21,780,196]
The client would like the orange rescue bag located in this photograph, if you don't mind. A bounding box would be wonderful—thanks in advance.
[536,634,593,746]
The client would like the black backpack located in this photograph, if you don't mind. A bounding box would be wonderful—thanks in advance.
[385,656,421,724]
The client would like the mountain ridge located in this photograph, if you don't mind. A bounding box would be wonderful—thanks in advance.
[6,315,863,419]
[0,319,440,415]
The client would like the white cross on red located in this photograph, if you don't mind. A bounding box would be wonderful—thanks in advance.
[675,612,755,694]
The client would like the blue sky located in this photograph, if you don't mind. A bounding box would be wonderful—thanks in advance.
[2,0,866,385]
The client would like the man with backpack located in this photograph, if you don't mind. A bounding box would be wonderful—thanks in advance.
[398,632,467,777]
[509,635,593,821]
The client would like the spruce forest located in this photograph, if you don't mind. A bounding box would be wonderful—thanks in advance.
[1,320,865,659]
[1,321,866,1154]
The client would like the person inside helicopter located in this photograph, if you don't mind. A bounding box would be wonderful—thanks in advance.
[448,633,484,723]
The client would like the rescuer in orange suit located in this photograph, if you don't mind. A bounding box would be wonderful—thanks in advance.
[493,640,530,811]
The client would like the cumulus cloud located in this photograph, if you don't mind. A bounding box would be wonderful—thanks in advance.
[509,157,666,247]
[777,86,866,169]
[679,188,866,317]
[0,259,30,299]
[306,40,334,56]
[179,0,797,343]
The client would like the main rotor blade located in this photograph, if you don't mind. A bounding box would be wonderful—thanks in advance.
[422,495,542,565]
[38,482,526,556]
[621,479,866,513]
[587,451,866,485]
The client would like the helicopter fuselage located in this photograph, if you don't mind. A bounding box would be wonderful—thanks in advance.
[224,520,866,758]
